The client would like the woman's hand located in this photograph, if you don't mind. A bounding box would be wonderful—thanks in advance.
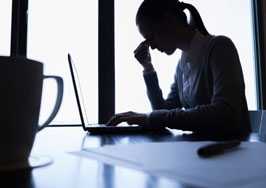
[134,41,154,72]
[106,111,148,127]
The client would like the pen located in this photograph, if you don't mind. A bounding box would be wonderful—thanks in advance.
[197,140,241,158]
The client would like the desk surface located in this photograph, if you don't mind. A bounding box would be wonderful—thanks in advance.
[0,127,259,188]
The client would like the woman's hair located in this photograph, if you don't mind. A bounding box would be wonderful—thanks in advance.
[136,0,210,36]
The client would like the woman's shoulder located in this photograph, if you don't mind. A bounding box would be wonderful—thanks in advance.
[208,35,236,50]
[203,34,240,68]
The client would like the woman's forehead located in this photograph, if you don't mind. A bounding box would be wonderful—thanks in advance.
[137,23,154,39]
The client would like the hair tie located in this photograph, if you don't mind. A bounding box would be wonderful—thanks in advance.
[178,1,187,11]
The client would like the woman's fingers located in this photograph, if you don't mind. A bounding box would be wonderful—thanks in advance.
[134,40,149,54]
[106,112,147,127]
[106,112,134,126]
[134,41,151,65]
[134,45,149,58]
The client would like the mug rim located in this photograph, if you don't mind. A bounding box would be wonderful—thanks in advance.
[0,55,43,65]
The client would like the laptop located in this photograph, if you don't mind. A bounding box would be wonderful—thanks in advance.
[67,53,166,134]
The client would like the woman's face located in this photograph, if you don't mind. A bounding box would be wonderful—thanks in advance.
[138,15,186,54]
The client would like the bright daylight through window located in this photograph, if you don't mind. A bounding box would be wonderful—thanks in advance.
[0,1,12,56]
[28,0,98,124]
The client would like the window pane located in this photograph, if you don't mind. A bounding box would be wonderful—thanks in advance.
[115,0,257,113]
[0,1,12,56]
[28,0,98,124]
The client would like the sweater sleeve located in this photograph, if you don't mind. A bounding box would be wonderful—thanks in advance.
[147,36,246,134]
[143,66,181,110]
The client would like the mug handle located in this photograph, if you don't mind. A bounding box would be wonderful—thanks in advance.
[38,75,64,131]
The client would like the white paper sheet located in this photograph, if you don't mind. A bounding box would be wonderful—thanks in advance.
[71,141,266,188]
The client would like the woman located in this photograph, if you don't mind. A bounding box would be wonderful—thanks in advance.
[108,0,251,138]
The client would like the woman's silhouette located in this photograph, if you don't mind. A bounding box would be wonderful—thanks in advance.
[108,0,251,138]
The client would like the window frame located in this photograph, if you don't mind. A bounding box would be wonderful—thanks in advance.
[11,0,265,125]
[11,0,28,56]
[98,0,115,123]
[253,0,266,109]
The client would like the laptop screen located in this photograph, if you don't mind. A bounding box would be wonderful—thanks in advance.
[68,53,89,129]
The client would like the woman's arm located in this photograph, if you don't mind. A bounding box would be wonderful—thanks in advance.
[143,67,181,110]
[134,40,182,110]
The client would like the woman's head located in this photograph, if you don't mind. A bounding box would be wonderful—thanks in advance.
[136,0,209,54]
[136,0,187,31]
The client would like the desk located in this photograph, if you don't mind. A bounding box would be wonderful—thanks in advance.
[0,127,259,188]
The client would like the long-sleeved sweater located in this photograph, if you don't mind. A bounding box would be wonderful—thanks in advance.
[144,31,251,138]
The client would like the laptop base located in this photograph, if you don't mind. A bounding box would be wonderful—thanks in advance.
[85,125,168,135]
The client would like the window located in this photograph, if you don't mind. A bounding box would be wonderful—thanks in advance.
[28,0,98,124]
[115,0,257,113]
[0,1,12,56]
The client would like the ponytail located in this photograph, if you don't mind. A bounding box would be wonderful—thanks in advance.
[179,2,210,36]
[136,0,210,36]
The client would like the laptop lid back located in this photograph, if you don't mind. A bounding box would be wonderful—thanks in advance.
[67,53,88,130]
